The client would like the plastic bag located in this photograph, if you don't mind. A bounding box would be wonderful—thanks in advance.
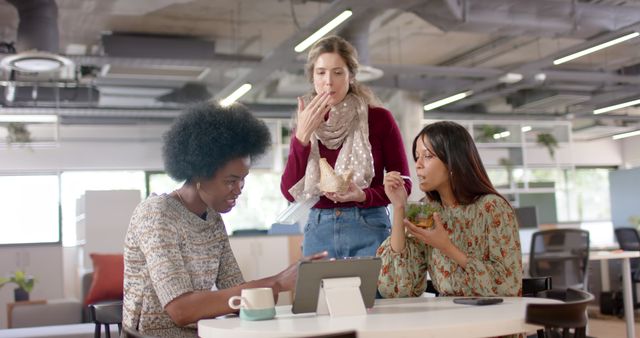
[274,195,320,225]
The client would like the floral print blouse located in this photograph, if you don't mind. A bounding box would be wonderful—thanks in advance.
[377,194,522,298]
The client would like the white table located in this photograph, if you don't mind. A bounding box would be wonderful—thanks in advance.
[589,250,639,338]
[198,297,557,338]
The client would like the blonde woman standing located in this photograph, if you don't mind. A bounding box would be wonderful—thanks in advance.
[280,35,411,258]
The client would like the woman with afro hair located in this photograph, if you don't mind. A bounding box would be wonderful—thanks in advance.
[122,102,327,338]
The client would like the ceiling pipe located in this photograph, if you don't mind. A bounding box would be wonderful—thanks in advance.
[6,0,59,53]
[339,10,383,66]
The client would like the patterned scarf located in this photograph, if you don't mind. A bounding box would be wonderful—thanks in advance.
[289,93,374,202]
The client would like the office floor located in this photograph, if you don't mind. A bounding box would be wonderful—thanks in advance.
[587,307,639,338]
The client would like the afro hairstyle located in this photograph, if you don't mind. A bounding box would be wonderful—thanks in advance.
[162,102,271,182]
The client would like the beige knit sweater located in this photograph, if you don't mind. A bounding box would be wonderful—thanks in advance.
[122,194,244,338]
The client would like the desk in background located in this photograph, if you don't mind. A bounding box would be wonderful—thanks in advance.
[199,297,557,338]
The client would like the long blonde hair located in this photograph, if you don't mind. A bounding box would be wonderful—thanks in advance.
[304,35,381,107]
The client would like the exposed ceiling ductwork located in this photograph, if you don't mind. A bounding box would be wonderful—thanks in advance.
[6,0,58,53]
[1,0,640,138]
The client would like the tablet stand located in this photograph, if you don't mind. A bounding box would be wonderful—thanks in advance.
[316,277,366,317]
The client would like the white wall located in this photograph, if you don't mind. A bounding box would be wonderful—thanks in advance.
[621,136,640,168]
[0,140,163,172]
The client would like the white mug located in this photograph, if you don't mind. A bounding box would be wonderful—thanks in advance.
[228,287,276,321]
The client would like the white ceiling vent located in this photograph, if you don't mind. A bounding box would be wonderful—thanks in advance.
[100,64,210,81]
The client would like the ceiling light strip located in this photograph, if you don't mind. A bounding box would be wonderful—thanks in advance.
[553,32,640,65]
[593,98,640,114]
[423,91,473,111]
[0,115,58,123]
[220,83,252,107]
[294,10,353,53]
[612,130,640,140]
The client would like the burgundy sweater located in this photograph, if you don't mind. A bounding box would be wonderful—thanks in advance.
[280,106,412,209]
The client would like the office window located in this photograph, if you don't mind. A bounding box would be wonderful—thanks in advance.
[146,170,288,234]
[60,171,146,246]
[146,171,183,196]
[221,170,288,233]
[0,175,60,245]
[562,167,613,222]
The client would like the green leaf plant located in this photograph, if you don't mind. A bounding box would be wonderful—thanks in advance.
[0,270,36,293]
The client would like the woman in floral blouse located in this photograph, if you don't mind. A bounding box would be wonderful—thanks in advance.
[378,121,522,298]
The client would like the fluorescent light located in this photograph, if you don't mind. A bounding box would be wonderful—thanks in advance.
[423,91,473,111]
[294,10,353,53]
[612,130,640,140]
[498,73,523,84]
[593,98,640,114]
[493,131,511,140]
[220,83,252,107]
[521,126,532,132]
[0,115,58,123]
[553,32,640,65]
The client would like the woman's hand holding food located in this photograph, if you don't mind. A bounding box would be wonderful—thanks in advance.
[405,213,468,268]
[324,181,365,203]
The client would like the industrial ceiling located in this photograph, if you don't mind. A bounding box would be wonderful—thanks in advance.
[2,0,640,141]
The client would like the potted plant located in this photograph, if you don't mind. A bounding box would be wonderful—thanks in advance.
[6,122,32,144]
[536,132,558,159]
[477,125,506,143]
[0,270,36,302]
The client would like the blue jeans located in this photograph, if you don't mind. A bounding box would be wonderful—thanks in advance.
[302,206,391,259]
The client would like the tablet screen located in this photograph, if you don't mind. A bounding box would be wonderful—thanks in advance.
[291,257,382,314]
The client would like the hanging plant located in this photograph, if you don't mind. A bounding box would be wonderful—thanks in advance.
[477,125,506,142]
[536,132,558,159]
[6,122,32,144]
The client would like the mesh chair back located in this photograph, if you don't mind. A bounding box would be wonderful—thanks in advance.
[615,227,640,251]
[614,227,640,281]
[529,229,590,290]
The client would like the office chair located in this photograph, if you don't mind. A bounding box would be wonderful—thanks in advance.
[89,300,123,338]
[529,229,590,290]
[425,280,439,296]
[614,227,640,279]
[525,288,594,338]
[522,276,553,297]
[614,227,640,308]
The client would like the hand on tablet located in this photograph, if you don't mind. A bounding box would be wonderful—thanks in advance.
[273,251,329,295]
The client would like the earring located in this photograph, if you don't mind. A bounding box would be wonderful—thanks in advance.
[196,182,201,190]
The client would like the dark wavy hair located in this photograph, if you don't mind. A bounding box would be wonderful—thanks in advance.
[412,121,509,206]
[162,102,271,182]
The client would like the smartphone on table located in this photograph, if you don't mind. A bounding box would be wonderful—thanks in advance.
[453,297,503,306]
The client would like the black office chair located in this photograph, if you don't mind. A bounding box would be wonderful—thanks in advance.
[89,300,123,338]
[529,229,590,291]
[614,227,640,308]
[425,280,439,296]
[525,288,594,338]
[614,227,640,278]
[522,276,553,297]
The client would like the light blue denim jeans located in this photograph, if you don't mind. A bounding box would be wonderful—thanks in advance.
[302,206,391,258]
